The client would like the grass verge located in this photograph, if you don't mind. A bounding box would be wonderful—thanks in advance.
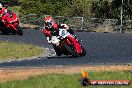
[0,71,131,88]
[0,42,44,61]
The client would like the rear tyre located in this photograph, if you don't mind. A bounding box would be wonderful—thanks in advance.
[16,25,23,36]
[63,43,79,58]
[1,28,8,35]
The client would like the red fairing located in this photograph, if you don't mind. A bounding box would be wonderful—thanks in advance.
[1,12,19,31]
[7,13,18,23]
[67,35,82,54]
[66,39,72,45]
[1,12,18,22]
[10,22,18,30]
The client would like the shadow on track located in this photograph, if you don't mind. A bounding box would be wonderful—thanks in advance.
[47,55,74,59]
[0,32,17,35]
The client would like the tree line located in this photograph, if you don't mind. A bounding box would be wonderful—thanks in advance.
[0,0,20,6]
[19,0,132,20]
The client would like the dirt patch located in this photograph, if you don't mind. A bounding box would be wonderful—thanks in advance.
[0,65,132,82]
[20,23,39,29]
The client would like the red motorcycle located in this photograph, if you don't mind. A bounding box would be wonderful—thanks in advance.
[0,11,23,36]
[48,27,86,57]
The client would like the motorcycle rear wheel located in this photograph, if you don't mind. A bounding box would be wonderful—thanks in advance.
[1,28,8,35]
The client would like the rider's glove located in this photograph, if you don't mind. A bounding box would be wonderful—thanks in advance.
[48,40,52,44]
[47,37,52,44]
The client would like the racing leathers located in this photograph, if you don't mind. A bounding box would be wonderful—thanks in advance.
[42,22,74,44]
[0,7,7,17]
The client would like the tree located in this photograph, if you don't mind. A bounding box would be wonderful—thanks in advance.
[129,0,132,5]
[19,0,132,19]
[91,0,110,18]
[20,0,92,17]
[110,0,132,19]
[20,0,70,16]
[90,0,132,19]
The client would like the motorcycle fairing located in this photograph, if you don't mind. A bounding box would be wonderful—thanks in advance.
[67,35,82,54]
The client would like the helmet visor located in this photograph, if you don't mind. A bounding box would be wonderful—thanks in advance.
[45,21,52,28]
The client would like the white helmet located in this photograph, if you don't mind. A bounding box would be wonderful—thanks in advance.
[0,3,2,9]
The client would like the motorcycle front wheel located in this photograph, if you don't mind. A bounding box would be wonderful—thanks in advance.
[63,42,79,58]
[16,25,23,36]
[79,45,86,56]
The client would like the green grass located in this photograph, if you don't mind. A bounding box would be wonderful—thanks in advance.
[7,6,20,13]
[0,71,131,88]
[0,42,44,60]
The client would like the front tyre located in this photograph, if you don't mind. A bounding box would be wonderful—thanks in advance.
[16,25,23,36]
[63,43,79,58]
[80,46,86,56]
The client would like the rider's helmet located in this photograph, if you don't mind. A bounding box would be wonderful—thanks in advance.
[44,16,54,29]
[0,3,2,11]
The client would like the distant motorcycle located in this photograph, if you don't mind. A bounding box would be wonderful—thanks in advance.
[0,11,23,36]
[48,27,86,57]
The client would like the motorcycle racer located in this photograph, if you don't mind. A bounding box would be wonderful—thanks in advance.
[42,16,84,56]
[0,3,18,24]
[42,16,74,43]
[0,3,7,26]
[0,3,23,35]
[0,3,18,27]
[0,3,7,18]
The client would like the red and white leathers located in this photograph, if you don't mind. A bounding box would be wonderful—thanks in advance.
[42,16,82,54]
[42,22,59,43]
[42,23,59,37]
[42,16,59,43]
[0,3,7,23]
[0,7,7,17]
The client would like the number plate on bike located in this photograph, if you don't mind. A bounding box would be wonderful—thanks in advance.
[59,29,70,38]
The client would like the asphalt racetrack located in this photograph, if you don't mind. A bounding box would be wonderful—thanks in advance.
[0,29,132,67]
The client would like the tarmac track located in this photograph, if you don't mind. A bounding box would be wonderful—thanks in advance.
[0,29,132,68]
